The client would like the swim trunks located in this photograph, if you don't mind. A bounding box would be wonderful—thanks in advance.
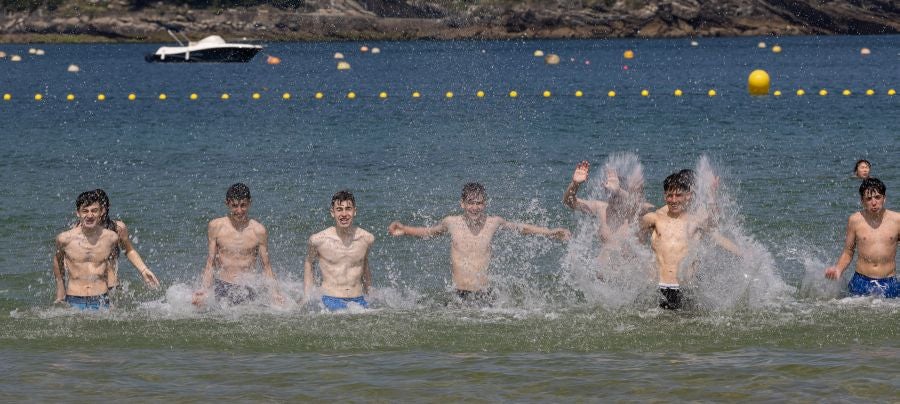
[214,279,258,305]
[658,283,682,310]
[321,295,369,311]
[847,272,899,298]
[454,288,498,306]
[65,294,110,310]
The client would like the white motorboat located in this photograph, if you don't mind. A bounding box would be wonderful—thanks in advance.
[146,32,263,63]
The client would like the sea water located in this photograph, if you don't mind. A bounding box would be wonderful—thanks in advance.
[0,35,898,400]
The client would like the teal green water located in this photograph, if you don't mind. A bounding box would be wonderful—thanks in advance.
[0,35,898,399]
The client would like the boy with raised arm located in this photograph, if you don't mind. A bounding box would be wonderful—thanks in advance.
[388,182,571,304]
[192,183,284,307]
[303,190,375,311]
[563,160,654,242]
[639,170,740,310]
[53,191,121,310]
[825,178,899,298]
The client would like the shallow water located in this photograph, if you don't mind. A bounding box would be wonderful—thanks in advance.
[1,35,898,399]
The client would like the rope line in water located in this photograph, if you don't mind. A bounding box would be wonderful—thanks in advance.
[3,88,897,102]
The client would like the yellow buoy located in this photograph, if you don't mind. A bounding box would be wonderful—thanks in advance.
[337,61,351,70]
[2,93,10,101]
[888,89,896,96]
[865,89,874,96]
[221,93,230,100]
[315,92,324,99]
[97,94,106,101]
[128,93,136,101]
[608,90,616,98]
[347,91,356,100]
[411,91,420,98]
[842,89,851,96]
[445,91,454,99]
[796,89,805,96]
[34,93,43,101]
[623,49,634,59]
[772,45,782,54]
[533,50,544,57]
[674,89,683,97]
[747,69,770,95]
[66,94,75,101]
[707,89,716,97]
[757,41,767,49]
[282,92,291,100]
[252,92,261,100]
[818,89,828,96]
[190,93,198,100]
[509,90,518,98]
[159,93,167,100]
[542,90,551,98]
[641,89,649,97]
[379,91,388,99]
[773,90,782,97]
[574,90,583,97]
[476,90,485,98]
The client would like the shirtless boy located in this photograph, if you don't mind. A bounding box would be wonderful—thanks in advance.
[388,182,571,304]
[192,183,284,306]
[53,191,120,310]
[303,190,375,311]
[825,178,899,298]
[563,160,653,243]
[639,170,740,310]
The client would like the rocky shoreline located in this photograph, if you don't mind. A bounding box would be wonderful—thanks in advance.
[1,0,899,43]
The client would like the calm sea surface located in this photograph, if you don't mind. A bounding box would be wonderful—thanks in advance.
[1,35,898,400]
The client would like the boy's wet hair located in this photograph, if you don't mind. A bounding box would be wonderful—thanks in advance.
[859,177,886,197]
[75,190,103,210]
[854,159,871,174]
[331,190,355,207]
[461,182,487,200]
[663,169,695,193]
[93,188,120,256]
[226,183,251,201]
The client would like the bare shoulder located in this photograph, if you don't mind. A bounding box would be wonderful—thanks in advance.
[356,227,375,244]
[56,228,75,245]
[250,219,268,235]
[310,227,334,243]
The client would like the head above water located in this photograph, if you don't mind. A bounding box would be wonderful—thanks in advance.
[854,159,871,179]
[331,190,355,208]
[226,183,251,202]
[663,169,695,194]
[75,190,103,211]
[859,177,886,198]
[461,182,487,202]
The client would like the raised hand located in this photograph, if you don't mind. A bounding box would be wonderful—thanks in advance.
[572,161,590,184]
[603,167,621,194]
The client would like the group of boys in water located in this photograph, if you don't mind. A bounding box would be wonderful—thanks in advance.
[52,158,899,311]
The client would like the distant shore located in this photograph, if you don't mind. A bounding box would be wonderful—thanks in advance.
[1,0,898,44]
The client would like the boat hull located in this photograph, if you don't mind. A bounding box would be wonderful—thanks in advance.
[145,47,262,63]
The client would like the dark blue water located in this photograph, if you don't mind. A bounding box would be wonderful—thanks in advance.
[0,35,898,400]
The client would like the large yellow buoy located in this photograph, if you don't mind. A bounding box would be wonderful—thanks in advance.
[747,69,770,95]
[888,89,896,96]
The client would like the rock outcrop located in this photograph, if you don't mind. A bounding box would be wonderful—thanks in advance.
[1,0,898,42]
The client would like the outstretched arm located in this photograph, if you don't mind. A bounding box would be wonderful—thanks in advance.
[117,222,160,288]
[563,160,598,214]
[388,219,448,238]
[192,222,218,306]
[825,217,856,280]
[52,236,66,303]
[501,219,571,240]
[257,226,284,305]
[302,239,318,304]
[710,231,743,257]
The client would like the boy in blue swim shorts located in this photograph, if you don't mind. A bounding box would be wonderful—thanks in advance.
[303,191,375,311]
[53,191,121,311]
[825,178,900,298]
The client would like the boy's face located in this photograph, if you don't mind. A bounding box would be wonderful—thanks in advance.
[76,202,104,230]
[330,200,356,228]
[664,188,691,214]
[856,163,870,178]
[460,194,486,220]
[860,190,885,213]
[226,198,251,221]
